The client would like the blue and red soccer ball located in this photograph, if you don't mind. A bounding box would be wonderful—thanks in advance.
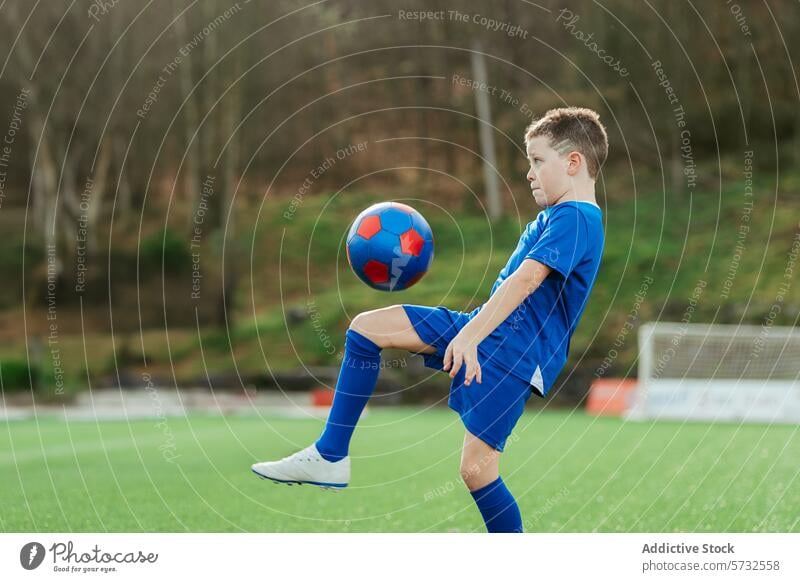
[346,202,434,291]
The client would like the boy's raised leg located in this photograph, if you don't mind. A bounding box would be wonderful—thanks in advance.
[313,328,383,462]
[251,305,434,488]
[315,305,436,460]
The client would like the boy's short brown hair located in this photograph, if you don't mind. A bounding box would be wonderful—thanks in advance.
[525,107,608,179]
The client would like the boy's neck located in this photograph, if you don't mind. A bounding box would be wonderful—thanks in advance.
[553,183,598,207]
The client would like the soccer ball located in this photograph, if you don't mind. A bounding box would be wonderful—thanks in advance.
[346,202,434,291]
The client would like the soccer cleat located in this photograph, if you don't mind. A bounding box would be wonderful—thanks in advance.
[251,443,349,489]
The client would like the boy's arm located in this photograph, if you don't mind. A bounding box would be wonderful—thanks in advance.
[443,259,552,386]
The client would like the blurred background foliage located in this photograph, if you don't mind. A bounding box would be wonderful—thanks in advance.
[0,0,797,403]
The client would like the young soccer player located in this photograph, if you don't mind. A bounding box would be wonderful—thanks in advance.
[252,107,608,533]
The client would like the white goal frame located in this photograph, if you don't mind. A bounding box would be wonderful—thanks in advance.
[627,322,800,423]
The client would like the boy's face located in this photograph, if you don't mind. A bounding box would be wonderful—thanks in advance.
[525,136,573,207]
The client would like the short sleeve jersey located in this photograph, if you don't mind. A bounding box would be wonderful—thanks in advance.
[468,201,604,396]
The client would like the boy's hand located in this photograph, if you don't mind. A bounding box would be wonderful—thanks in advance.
[443,330,482,386]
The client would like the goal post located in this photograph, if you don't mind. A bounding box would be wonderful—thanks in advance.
[627,322,800,423]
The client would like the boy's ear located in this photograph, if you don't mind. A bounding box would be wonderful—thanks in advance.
[565,151,583,176]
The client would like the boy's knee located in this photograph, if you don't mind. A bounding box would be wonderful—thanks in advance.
[460,459,493,491]
[349,311,386,348]
[459,464,478,490]
[349,310,377,337]
[349,306,404,348]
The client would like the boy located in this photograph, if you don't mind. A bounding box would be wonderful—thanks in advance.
[252,107,607,533]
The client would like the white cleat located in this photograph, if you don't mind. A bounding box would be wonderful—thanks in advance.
[251,443,349,489]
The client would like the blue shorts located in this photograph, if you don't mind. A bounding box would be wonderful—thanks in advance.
[401,304,536,452]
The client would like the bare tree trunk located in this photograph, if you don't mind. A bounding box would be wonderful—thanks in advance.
[111,5,134,221]
[59,147,80,259]
[115,136,133,218]
[668,2,688,199]
[28,111,63,277]
[6,4,50,242]
[470,39,503,221]
[218,54,242,327]
[86,139,113,256]
[172,3,203,231]
[202,0,218,174]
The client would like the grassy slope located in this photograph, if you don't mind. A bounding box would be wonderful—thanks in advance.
[3,178,798,394]
[176,179,800,382]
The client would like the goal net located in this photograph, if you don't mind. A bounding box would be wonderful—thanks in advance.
[627,322,800,423]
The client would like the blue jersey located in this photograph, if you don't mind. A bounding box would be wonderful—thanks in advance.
[468,201,604,396]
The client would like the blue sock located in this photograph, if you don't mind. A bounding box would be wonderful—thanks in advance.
[470,476,523,533]
[315,329,382,462]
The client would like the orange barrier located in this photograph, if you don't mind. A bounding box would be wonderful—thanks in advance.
[586,378,637,416]
[311,387,335,407]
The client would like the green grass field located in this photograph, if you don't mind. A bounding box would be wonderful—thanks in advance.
[2,408,798,532]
